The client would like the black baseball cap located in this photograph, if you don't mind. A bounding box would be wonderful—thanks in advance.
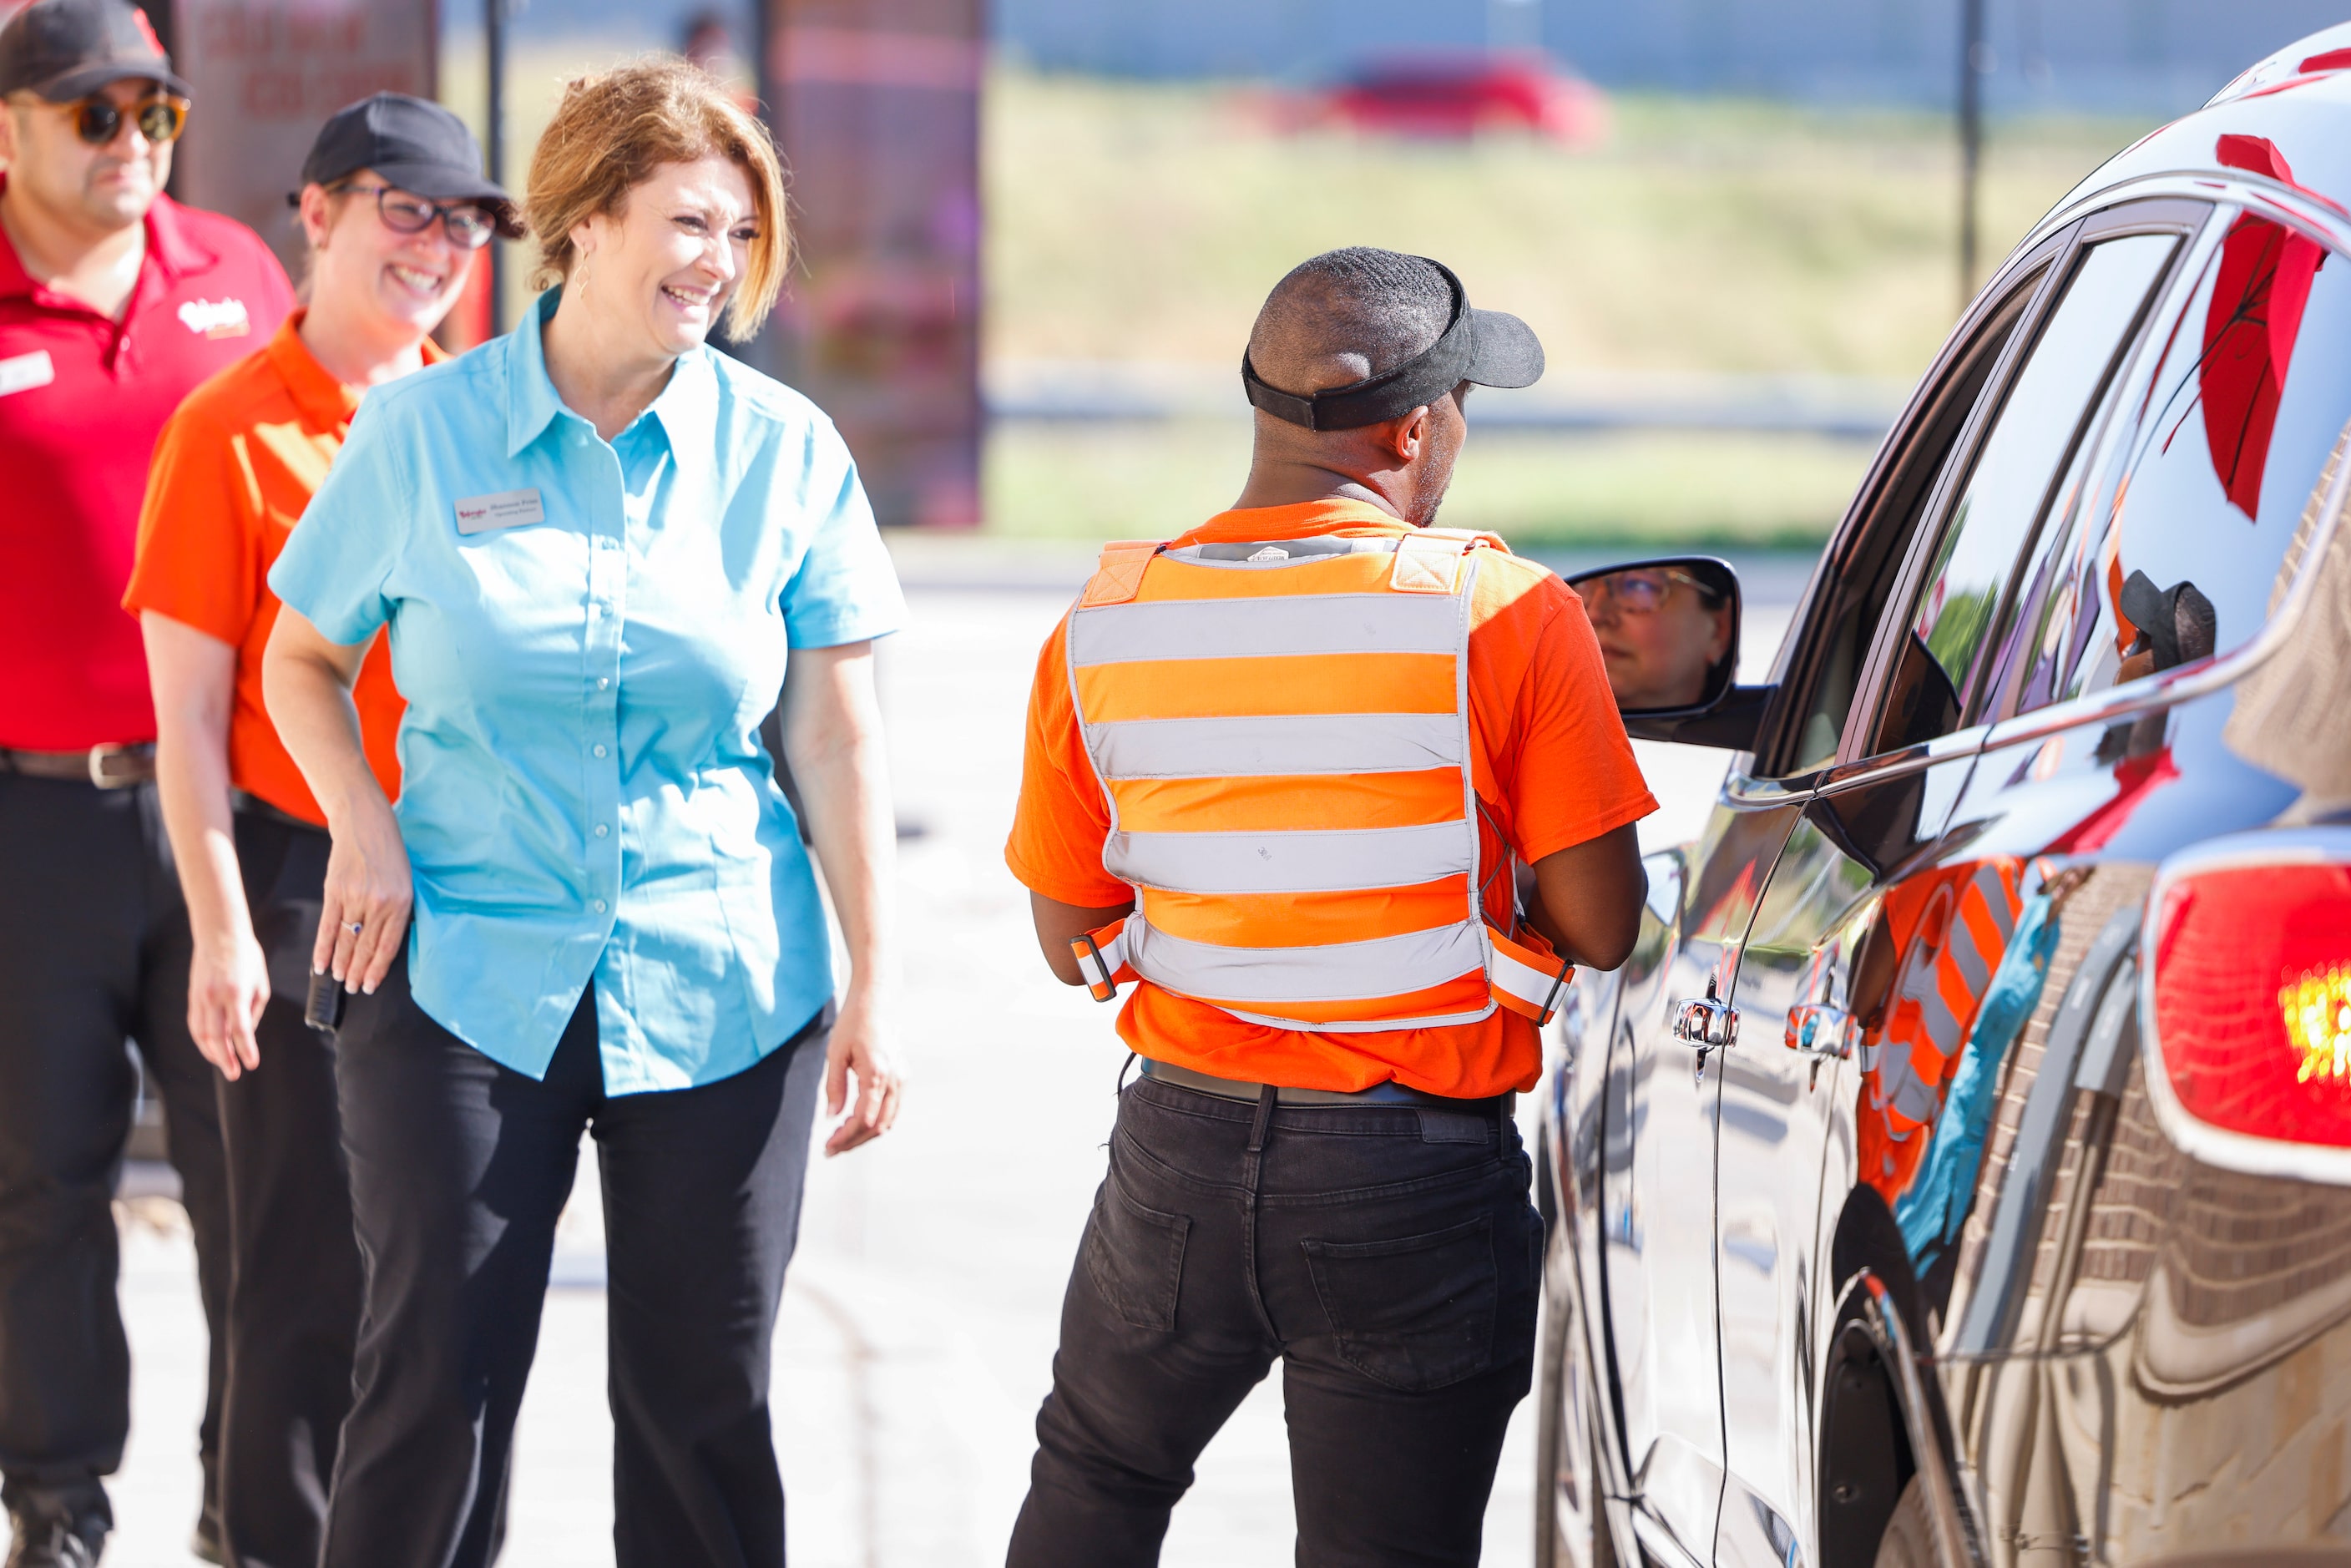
[1242,257,1545,431]
[0,0,190,101]
[296,93,520,238]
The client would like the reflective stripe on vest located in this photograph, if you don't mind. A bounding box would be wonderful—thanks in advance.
[1064,532,1573,1031]
[1871,859,2024,1136]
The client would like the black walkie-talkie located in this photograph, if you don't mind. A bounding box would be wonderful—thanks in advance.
[305,968,346,1033]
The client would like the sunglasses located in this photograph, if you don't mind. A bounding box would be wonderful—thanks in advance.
[68,93,187,147]
[336,182,498,251]
[1587,568,1706,615]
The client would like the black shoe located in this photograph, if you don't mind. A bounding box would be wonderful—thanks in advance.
[2,1486,106,1568]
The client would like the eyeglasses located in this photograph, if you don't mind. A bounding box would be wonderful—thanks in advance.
[68,93,187,147]
[336,182,498,251]
[1587,568,1706,616]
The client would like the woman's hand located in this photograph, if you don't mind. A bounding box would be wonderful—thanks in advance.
[189,925,270,1080]
[822,983,902,1156]
[782,640,905,1158]
[314,792,413,995]
[142,611,270,1080]
[266,605,407,996]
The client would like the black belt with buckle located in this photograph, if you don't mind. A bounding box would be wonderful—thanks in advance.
[1139,1056,1514,1117]
[0,743,156,788]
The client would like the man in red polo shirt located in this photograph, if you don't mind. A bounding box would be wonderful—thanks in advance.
[0,2,293,1560]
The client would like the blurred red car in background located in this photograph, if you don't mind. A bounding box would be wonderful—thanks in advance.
[1314,50,1607,143]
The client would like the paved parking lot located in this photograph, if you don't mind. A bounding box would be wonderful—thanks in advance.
[42,540,1805,1565]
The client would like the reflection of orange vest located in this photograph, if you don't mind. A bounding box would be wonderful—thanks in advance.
[1063,534,1573,1029]
[1859,858,2023,1201]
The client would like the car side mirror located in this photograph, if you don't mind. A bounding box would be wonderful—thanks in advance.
[1565,554,1772,751]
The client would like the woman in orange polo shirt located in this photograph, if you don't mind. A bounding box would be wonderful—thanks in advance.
[123,94,513,1565]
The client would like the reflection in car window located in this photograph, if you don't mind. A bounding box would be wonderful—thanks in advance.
[1872,235,2179,756]
[1773,287,2035,776]
[2016,210,2351,717]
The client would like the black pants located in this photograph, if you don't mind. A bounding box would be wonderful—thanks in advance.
[213,807,362,1568]
[321,954,827,1568]
[1008,1076,1543,1568]
[0,773,230,1526]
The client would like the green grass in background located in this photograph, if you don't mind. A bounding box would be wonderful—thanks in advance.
[986,422,1875,547]
[984,69,2151,377]
[982,69,2152,546]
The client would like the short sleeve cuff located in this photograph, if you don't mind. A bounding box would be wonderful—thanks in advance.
[119,587,245,649]
[1004,843,1131,910]
[265,564,386,647]
[1516,790,1659,866]
[785,606,904,650]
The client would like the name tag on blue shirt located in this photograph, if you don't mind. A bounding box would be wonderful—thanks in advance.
[454,488,546,534]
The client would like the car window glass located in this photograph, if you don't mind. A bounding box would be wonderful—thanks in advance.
[1866,235,2178,757]
[1771,283,2037,776]
[2025,211,2351,713]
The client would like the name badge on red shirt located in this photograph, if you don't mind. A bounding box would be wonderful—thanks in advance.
[0,350,55,397]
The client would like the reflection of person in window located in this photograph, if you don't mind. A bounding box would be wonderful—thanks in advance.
[2101,569,2215,761]
[1585,565,1731,711]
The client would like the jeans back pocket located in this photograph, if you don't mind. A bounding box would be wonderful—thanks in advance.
[1302,1214,1498,1392]
[1080,1173,1191,1333]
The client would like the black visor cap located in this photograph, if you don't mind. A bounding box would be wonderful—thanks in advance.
[1241,257,1545,431]
[295,92,521,238]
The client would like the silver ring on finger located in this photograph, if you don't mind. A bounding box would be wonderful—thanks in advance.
[347,921,365,934]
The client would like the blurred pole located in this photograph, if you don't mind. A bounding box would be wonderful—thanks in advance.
[761,0,983,529]
[1958,0,1985,310]
[487,0,509,336]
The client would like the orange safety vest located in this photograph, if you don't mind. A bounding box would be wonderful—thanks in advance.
[1858,857,2024,1200]
[1064,531,1573,1030]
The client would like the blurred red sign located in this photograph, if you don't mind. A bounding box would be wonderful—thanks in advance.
[169,0,437,280]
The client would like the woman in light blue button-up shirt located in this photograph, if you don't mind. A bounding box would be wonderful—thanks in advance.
[261,61,904,1565]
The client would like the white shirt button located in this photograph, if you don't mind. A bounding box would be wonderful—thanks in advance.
[593,744,608,758]
[594,823,609,838]
[593,898,608,913]
[597,677,609,689]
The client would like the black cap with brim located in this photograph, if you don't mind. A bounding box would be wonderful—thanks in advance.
[1242,256,1545,431]
[295,93,522,239]
[34,58,190,99]
[1,0,190,100]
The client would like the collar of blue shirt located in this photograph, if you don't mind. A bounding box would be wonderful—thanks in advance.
[504,288,721,462]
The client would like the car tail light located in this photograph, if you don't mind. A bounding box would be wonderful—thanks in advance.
[2143,831,2351,1181]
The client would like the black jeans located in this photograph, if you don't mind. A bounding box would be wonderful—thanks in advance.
[321,953,827,1568]
[0,773,230,1528]
[1008,1075,1542,1567]
[213,807,362,1568]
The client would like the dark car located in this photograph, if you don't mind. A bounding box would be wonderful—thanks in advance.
[1536,26,2351,1568]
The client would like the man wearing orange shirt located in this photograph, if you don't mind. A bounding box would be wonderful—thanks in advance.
[1003,247,1655,1565]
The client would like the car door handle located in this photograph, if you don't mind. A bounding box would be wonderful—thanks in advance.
[1672,994,1738,1047]
[1784,1002,1853,1059]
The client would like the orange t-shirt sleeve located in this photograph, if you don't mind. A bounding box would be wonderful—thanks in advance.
[1004,615,1130,908]
[124,402,258,645]
[1506,580,1658,863]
